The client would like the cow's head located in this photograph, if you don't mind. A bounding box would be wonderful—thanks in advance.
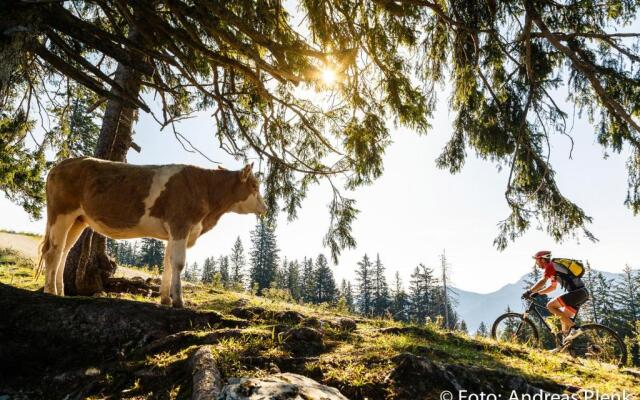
[230,163,268,216]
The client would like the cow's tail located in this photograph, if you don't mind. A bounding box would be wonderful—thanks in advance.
[34,223,50,281]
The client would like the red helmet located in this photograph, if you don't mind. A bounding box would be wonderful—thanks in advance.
[532,250,551,260]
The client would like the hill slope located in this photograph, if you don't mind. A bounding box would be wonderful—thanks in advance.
[1,246,638,399]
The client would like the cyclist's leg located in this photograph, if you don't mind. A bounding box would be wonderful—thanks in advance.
[547,296,575,333]
[561,288,589,322]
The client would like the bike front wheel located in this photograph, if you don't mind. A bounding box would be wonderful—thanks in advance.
[567,324,627,366]
[491,312,539,347]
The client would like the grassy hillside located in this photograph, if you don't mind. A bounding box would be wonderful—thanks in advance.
[1,247,638,399]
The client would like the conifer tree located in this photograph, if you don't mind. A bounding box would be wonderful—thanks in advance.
[582,261,600,323]
[458,320,468,334]
[249,220,279,293]
[274,259,289,290]
[314,254,336,304]
[476,322,489,337]
[218,255,230,288]
[184,261,200,283]
[500,306,519,340]
[390,271,410,322]
[432,282,458,329]
[409,263,436,323]
[201,257,217,284]
[593,272,617,329]
[355,254,374,315]
[229,236,246,288]
[139,238,164,271]
[339,279,356,312]
[286,260,302,301]
[372,254,391,316]
[439,251,454,327]
[301,257,316,303]
[130,242,140,267]
[612,265,640,337]
[106,239,120,263]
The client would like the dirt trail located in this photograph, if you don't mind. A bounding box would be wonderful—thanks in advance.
[0,232,40,259]
[0,232,154,279]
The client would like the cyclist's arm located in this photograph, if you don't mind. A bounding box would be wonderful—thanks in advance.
[529,277,548,293]
[537,279,557,295]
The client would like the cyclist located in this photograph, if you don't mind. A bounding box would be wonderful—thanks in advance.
[523,250,590,349]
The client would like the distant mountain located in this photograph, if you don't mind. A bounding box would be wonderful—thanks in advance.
[452,270,624,334]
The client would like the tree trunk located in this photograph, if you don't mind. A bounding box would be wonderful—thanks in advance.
[63,29,143,296]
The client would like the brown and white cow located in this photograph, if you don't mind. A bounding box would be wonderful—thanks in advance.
[38,156,267,307]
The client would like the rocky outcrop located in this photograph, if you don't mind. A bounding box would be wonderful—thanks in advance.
[278,326,325,356]
[274,310,305,324]
[219,372,348,400]
[0,283,243,378]
[334,317,357,332]
[230,306,268,320]
[385,352,563,398]
[230,306,305,324]
[302,316,323,328]
[302,316,357,332]
[385,352,462,398]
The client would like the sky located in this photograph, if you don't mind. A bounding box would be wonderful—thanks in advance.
[2,77,638,295]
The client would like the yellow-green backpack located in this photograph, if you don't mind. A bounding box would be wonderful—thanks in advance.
[552,258,585,278]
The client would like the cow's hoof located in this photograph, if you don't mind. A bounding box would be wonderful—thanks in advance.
[160,297,172,306]
[172,299,184,308]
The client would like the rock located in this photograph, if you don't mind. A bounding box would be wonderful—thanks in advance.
[278,327,325,356]
[444,363,562,395]
[565,385,582,393]
[387,353,557,397]
[230,307,304,324]
[273,310,305,324]
[0,283,234,379]
[302,317,322,328]
[146,277,161,286]
[190,346,223,400]
[385,352,462,398]
[219,372,348,399]
[235,298,250,307]
[270,324,290,336]
[336,318,356,332]
[267,362,281,374]
[379,326,433,337]
[230,306,266,320]
[379,326,408,335]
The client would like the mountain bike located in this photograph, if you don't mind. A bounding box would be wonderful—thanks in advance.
[491,297,627,366]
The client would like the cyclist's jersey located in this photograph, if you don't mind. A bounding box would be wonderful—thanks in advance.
[544,261,585,291]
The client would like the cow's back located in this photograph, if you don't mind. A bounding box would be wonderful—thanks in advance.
[47,157,158,230]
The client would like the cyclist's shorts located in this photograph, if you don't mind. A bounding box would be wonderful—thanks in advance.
[557,287,589,314]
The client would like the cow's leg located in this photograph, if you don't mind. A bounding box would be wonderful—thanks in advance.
[55,219,87,295]
[160,241,173,306]
[43,214,75,295]
[169,239,187,308]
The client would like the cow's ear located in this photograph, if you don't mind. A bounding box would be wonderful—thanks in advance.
[241,164,252,182]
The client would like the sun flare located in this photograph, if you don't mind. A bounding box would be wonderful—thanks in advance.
[321,68,337,86]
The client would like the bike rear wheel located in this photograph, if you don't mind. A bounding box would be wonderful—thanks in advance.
[567,324,627,366]
[491,312,539,347]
